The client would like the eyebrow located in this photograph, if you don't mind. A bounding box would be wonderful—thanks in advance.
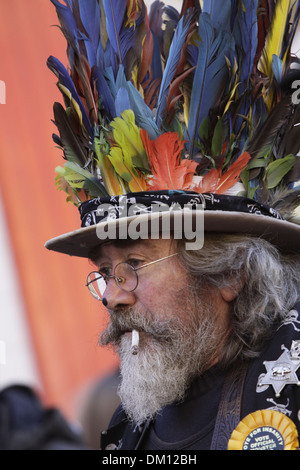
[91,237,176,264]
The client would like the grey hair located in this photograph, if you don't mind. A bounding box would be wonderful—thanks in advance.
[177,233,300,366]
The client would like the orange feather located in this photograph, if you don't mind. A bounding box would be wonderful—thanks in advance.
[140,129,198,191]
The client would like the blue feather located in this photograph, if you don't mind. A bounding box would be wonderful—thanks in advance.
[102,0,127,64]
[115,65,127,90]
[151,33,163,80]
[155,10,194,128]
[103,40,113,69]
[76,0,101,68]
[164,5,180,23]
[230,0,238,31]
[50,0,79,51]
[271,55,283,84]
[186,43,198,68]
[232,0,258,85]
[94,66,116,119]
[202,0,232,33]
[187,13,233,156]
[232,0,258,144]
[115,66,160,139]
[102,0,148,80]
[115,87,130,117]
[104,66,117,97]
[126,82,161,139]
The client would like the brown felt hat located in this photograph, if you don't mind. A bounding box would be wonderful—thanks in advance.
[45,191,300,258]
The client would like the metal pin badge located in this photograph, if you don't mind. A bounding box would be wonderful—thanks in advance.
[257,342,300,397]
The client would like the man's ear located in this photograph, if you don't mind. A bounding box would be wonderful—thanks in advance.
[220,277,245,303]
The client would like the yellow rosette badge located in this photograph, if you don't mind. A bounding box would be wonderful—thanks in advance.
[228,410,299,450]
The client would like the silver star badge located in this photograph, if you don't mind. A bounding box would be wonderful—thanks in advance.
[257,342,300,397]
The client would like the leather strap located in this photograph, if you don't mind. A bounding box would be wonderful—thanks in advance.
[210,363,248,450]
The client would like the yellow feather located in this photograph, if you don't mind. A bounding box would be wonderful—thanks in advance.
[258,0,292,111]
[58,84,83,125]
[108,147,133,182]
[258,0,291,77]
[108,148,147,192]
[94,138,126,196]
[110,109,149,170]
[100,110,149,192]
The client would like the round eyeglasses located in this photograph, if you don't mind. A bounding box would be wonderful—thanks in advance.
[86,253,178,301]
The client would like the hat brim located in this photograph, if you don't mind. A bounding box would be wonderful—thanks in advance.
[45,209,300,258]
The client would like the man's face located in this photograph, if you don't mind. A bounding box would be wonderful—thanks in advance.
[95,238,189,322]
[95,238,229,425]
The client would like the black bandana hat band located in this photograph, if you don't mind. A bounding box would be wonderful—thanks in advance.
[79,191,282,228]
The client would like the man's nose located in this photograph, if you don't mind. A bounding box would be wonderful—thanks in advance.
[102,278,136,310]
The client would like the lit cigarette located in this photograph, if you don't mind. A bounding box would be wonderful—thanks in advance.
[131,329,139,355]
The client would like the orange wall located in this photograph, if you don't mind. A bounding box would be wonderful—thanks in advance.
[0,0,118,419]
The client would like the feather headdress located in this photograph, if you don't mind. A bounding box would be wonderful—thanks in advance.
[48,0,300,223]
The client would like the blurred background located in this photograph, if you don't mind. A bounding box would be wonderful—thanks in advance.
[0,0,299,440]
[0,0,119,423]
[0,0,182,431]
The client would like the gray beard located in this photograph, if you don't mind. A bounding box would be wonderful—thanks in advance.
[99,293,223,426]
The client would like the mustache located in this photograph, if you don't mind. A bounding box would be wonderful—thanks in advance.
[99,308,181,347]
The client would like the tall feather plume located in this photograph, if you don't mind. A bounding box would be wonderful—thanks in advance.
[154,7,196,128]
[47,0,300,222]
[186,12,233,156]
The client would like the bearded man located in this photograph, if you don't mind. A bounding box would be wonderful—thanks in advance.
[46,192,300,450]
[45,0,300,451]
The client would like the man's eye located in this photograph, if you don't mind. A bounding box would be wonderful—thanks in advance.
[99,267,112,276]
[127,259,144,268]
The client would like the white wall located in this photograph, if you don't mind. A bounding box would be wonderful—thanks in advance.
[0,195,40,390]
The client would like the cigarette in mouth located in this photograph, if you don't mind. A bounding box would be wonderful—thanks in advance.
[131,329,139,355]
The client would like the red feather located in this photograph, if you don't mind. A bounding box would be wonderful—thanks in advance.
[140,129,198,191]
[193,152,251,194]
